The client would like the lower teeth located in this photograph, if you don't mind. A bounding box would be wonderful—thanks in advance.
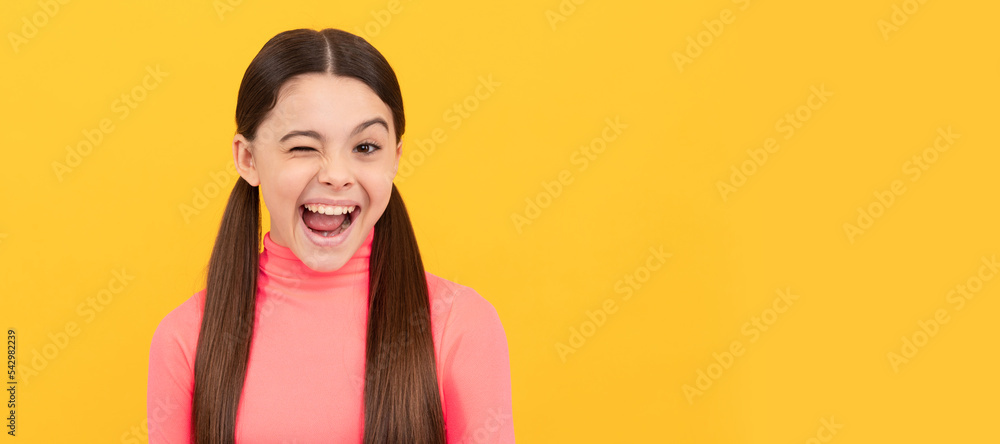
[314,213,352,237]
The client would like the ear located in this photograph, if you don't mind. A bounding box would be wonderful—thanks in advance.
[233,134,260,187]
[392,138,402,177]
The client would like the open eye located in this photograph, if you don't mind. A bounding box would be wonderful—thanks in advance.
[354,143,382,156]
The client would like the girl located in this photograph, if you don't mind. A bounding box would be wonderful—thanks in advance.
[147,28,514,443]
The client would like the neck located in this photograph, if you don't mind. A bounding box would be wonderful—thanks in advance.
[257,226,375,297]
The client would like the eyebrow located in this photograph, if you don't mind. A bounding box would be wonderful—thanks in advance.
[278,117,390,143]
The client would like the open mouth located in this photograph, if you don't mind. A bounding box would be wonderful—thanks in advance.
[301,203,358,238]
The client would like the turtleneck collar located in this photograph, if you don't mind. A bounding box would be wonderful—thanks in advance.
[258,226,375,297]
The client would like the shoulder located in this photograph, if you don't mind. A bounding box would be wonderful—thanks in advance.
[148,289,205,369]
[424,271,504,329]
[152,289,205,338]
[147,290,205,433]
[424,272,509,363]
[424,272,513,439]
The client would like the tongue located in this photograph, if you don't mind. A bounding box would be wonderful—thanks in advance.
[303,209,347,232]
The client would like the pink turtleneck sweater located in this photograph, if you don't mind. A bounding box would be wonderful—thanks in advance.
[146,226,514,443]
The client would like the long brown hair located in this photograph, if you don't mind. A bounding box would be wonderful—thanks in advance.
[192,28,446,443]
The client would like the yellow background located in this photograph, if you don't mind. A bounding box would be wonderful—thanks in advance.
[2,0,998,442]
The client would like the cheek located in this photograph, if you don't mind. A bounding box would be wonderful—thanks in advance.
[261,165,313,218]
[357,170,394,210]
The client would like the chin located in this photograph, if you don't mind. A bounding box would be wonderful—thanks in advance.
[298,230,356,269]
[299,250,351,273]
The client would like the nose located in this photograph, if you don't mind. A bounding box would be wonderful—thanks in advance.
[316,154,354,190]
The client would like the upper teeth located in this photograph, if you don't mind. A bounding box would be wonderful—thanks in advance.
[304,204,356,215]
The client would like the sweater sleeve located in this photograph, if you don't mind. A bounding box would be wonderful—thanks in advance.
[440,287,515,443]
[147,295,199,444]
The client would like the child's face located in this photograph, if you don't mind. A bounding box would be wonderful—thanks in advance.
[232,73,401,272]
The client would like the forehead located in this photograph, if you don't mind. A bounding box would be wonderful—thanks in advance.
[259,73,393,141]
